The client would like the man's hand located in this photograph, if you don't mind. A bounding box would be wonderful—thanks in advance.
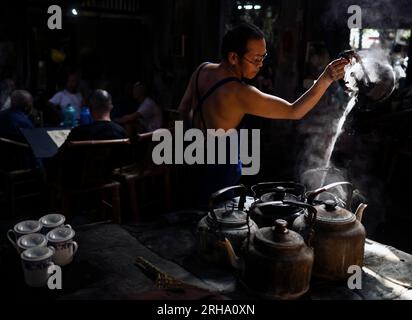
[321,58,349,84]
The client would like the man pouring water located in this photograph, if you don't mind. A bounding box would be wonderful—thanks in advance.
[178,23,348,207]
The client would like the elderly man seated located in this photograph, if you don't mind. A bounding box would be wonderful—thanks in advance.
[50,90,129,189]
[0,90,40,170]
[0,90,34,142]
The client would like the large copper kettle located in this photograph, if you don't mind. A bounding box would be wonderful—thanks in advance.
[196,185,258,266]
[292,181,368,281]
[222,201,317,300]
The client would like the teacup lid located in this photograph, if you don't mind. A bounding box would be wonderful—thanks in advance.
[17,233,47,249]
[14,220,42,234]
[39,214,65,228]
[21,246,54,261]
[46,227,75,242]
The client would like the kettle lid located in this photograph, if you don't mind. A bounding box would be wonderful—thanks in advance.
[314,200,355,224]
[254,219,305,251]
[208,185,249,227]
[207,205,249,228]
[260,186,301,204]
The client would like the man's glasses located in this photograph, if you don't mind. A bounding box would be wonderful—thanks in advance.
[242,53,268,66]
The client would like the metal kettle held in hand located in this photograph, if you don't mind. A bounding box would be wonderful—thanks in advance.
[339,49,396,106]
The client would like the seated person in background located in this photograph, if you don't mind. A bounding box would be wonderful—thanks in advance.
[0,90,34,142]
[49,90,128,185]
[0,90,39,169]
[49,73,84,123]
[66,89,127,142]
[111,81,138,118]
[114,82,163,133]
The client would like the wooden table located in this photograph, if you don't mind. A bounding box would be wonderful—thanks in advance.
[2,218,411,300]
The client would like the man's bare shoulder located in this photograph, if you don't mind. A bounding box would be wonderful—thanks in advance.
[220,82,270,113]
[221,81,256,98]
[213,81,249,109]
[195,62,218,72]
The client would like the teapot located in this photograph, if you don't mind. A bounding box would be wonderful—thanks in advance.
[293,181,368,281]
[222,201,317,300]
[196,185,258,266]
[249,182,306,227]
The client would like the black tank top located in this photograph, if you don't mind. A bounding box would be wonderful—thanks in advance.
[191,62,243,130]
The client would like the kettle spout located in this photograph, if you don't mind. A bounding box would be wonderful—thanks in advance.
[355,203,368,222]
[219,238,242,271]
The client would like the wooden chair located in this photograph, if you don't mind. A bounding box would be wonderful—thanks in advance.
[0,137,44,216]
[48,139,131,224]
[113,129,173,222]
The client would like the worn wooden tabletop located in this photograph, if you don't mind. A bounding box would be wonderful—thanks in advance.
[2,218,411,300]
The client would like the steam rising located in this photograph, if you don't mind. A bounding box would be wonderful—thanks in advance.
[321,96,357,182]
[296,1,406,234]
[298,47,397,208]
[345,48,396,102]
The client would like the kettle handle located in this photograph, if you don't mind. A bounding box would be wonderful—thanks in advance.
[257,200,317,246]
[306,181,353,210]
[209,185,247,221]
[251,181,304,199]
[254,200,283,211]
[282,200,317,229]
[254,200,317,231]
[282,200,317,246]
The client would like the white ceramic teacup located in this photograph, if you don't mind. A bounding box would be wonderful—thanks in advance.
[21,246,55,287]
[16,233,48,253]
[39,214,70,235]
[7,220,43,250]
[46,227,78,266]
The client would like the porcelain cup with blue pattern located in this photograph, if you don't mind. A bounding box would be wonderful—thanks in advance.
[21,246,55,287]
[7,220,42,251]
[46,227,78,266]
[39,214,70,235]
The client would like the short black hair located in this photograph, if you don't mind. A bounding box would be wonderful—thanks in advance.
[221,23,265,61]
